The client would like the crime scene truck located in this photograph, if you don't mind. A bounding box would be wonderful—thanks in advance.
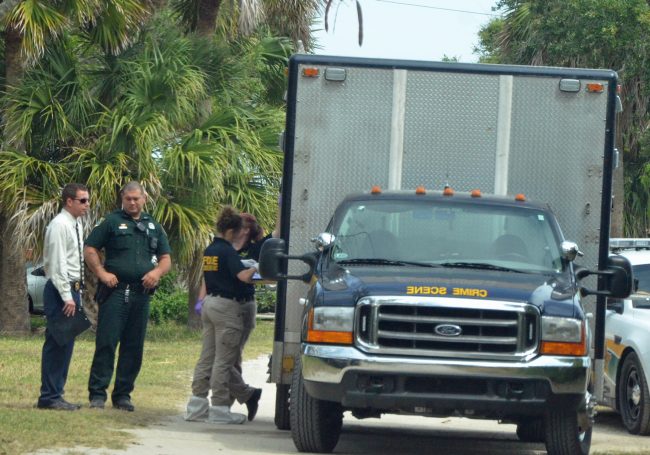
[259,54,632,455]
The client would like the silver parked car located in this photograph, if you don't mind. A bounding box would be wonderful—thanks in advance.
[27,264,47,314]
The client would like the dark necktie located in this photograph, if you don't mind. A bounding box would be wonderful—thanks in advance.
[75,221,84,291]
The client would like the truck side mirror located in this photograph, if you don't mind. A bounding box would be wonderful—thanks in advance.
[606,255,634,298]
[259,238,317,283]
[579,254,633,299]
[561,241,583,262]
[311,232,335,251]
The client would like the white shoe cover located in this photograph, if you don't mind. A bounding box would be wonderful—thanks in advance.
[184,395,209,421]
[207,405,246,424]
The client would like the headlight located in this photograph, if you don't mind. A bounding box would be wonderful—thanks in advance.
[540,316,586,356]
[306,307,354,344]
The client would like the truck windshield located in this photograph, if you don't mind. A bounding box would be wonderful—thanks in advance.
[330,199,563,274]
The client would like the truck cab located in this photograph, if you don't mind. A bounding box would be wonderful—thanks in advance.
[261,187,632,454]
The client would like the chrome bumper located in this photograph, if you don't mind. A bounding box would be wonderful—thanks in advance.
[302,344,590,395]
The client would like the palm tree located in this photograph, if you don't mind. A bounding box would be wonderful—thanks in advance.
[0,0,149,333]
[0,8,289,331]
[477,0,650,237]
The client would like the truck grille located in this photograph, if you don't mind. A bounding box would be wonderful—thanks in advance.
[355,297,539,360]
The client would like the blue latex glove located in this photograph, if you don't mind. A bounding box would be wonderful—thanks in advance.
[194,298,204,315]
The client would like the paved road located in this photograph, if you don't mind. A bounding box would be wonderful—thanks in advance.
[35,356,650,455]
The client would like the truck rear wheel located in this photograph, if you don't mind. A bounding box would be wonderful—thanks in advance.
[274,383,291,430]
[618,352,650,435]
[290,357,343,453]
[516,418,544,442]
[544,408,591,455]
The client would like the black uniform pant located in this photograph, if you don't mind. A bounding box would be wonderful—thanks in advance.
[38,280,80,406]
[88,288,150,403]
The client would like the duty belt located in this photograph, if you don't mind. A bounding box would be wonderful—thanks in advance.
[115,282,149,294]
[209,293,248,303]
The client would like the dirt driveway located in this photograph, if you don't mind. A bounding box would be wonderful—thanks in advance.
[34,356,650,455]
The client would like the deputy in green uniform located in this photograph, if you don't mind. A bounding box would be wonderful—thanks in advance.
[84,181,172,411]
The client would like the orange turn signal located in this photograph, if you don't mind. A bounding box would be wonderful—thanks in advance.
[540,340,587,356]
[443,186,454,196]
[371,185,382,194]
[514,193,526,202]
[470,189,482,198]
[415,185,426,195]
[306,329,353,344]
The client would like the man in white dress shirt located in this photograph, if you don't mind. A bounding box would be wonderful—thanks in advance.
[36,183,90,410]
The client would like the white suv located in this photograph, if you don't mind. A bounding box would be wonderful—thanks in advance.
[604,238,650,434]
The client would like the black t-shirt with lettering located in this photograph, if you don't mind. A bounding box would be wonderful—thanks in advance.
[203,237,246,297]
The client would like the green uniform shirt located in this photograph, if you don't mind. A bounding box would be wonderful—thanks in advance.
[86,209,172,283]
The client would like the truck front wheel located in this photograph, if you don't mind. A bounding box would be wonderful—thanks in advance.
[290,357,343,453]
[544,408,591,455]
[618,352,650,435]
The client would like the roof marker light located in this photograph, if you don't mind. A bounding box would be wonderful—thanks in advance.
[443,187,454,196]
[586,83,604,93]
[302,67,320,78]
[470,189,482,198]
[415,186,426,195]
[370,185,382,194]
[515,193,527,202]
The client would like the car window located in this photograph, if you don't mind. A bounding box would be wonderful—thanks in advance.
[633,264,650,294]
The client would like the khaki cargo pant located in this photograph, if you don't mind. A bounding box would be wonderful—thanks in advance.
[191,295,256,406]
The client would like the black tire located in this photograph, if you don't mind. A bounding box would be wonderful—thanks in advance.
[516,418,545,442]
[544,407,591,455]
[290,357,343,453]
[274,383,291,430]
[618,352,650,435]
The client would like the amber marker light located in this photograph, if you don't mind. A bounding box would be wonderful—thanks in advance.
[540,340,587,356]
[415,185,426,195]
[371,185,382,194]
[514,193,526,202]
[302,67,320,78]
[586,83,604,93]
[443,187,454,196]
[470,189,482,198]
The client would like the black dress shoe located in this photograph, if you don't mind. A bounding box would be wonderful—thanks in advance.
[60,398,82,409]
[113,399,135,412]
[245,388,262,421]
[89,399,105,409]
[37,399,79,411]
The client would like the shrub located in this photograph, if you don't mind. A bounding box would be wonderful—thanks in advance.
[150,289,189,324]
[255,284,277,313]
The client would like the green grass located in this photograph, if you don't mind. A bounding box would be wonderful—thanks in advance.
[0,317,274,455]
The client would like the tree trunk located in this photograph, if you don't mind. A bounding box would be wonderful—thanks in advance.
[0,25,30,334]
[196,0,222,37]
[0,214,30,334]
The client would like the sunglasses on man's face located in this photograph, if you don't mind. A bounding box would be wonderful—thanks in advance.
[74,198,89,204]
